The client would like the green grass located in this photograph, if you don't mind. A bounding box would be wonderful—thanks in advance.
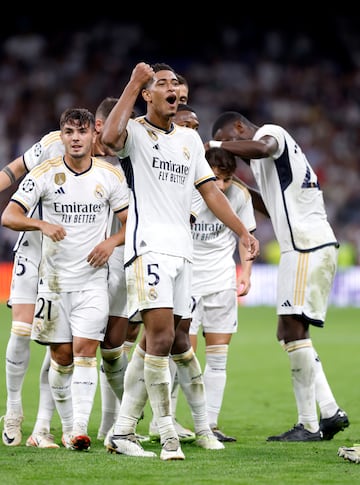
[0,304,359,484]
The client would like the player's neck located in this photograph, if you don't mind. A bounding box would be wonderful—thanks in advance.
[145,112,173,132]
[64,154,92,174]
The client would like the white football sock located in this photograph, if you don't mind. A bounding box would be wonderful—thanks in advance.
[280,339,338,419]
[204,344,228,427]
[101,346,128,402]
[169,358,179,420]
[32,347,55,434]
[113,345,147,435]
[98,360,119,436]
[123,340,136,358]
[312,346,338,418]
[49,359,73,433]
[144,353,174,443]
[285,339,319,433]
[5,321,32,414]
[172,347,209,434]
[72,357,98,433]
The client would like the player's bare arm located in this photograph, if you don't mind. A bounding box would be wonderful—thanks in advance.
[87,212,127,268]
[210,135,278,160]
[102,62,154,152]
[1,200,66,241]
[237,240,253,296]
[0,156,27,191]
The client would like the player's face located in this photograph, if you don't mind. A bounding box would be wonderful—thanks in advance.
[214,122,242,141]
[61,121,96,159]
[146,70,179,118]
[178,84,189,104]
[173,110,199,130]
[212,167,233,193]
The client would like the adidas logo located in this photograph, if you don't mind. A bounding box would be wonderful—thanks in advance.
[281,300,292,307]
[55,187,65,194]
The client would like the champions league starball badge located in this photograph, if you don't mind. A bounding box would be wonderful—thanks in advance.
[21,178,35,193]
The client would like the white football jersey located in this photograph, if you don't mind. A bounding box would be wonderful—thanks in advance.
[13,131,65,263]
[23,130,64,172]
[191,179,256,295]
[118,117,215,265]
[11,156,129,292]
[251,124,338,252]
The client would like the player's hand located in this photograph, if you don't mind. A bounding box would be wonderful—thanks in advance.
[237,277,251,297]
[87,239,116,267]
[243,233,260,261]
[41,221,66,242]
[131,62,155,89]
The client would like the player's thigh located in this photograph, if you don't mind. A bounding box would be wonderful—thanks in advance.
[200,289,238,334]
[103,315,128,348]
[71,288,109,341]
[32,291,72,344]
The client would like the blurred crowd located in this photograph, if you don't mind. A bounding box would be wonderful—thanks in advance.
[0,16,359,263]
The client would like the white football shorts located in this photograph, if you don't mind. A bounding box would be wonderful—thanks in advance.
[277,245,338,326]
[126,251,192,323]
[108,246,127,318]
[8,253,39,305]
[31,288,109,344]
[189,288,238,335]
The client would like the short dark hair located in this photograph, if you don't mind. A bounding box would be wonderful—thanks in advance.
[95,97,118,120]
[143,63,177,90]
[176,73,188,86]
[205,147,236,176]
[60,108,95,130]
[177,103,196,113]
[96,97,137,121]
[211,111,248,137]
[151,62,176,74]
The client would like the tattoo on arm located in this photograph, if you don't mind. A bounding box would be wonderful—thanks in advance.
[2,166,16,184]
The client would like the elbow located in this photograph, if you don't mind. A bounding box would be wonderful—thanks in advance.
[101,129,119,151]
[1,211,11,229]
[101,133,114,149]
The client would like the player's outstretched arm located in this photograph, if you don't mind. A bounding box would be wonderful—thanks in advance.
[102,62,154,152]
[1,201,66,241]
[0,157,27,191]
[198,180,260,260]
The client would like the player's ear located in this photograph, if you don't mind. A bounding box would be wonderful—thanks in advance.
[142,88,151,102]
[234,120,243,131]
[95,119,103,133]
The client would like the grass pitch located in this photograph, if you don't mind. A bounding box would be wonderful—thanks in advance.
[0,303,359,484]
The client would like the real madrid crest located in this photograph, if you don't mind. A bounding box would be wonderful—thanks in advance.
[148,287,158,301]
[95,184,105,199]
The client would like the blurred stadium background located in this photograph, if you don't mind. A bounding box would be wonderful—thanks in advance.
[0,15,359,305]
